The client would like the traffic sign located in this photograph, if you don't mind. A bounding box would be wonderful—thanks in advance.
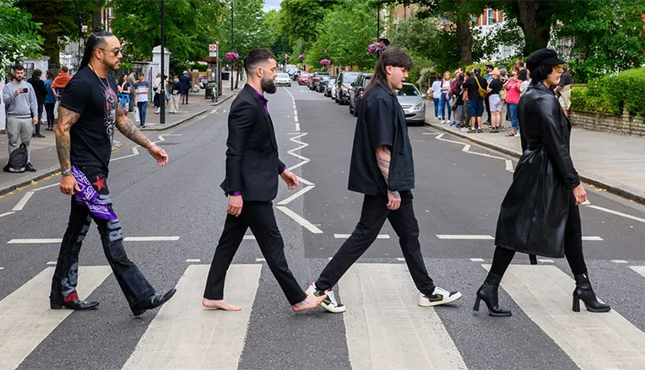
[209,44,217,52]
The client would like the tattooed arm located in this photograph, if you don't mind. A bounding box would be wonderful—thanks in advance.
[115,105,169,166]
[56,107,81,195]
[376,145,401,210]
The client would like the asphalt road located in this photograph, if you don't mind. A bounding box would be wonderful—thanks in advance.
[0,83,644,370]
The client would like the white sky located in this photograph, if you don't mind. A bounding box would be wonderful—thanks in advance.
[263,0,281,12]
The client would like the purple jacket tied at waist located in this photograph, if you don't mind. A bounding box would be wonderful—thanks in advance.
[72,166,117,220]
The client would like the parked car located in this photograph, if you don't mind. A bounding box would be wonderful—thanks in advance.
[285,64,298,76]
[275,73,291,87]
[292,70,302,81]
[396,82,426,125]
[349,72,373,116]
[309,71,331,91]
[324,77,336,96]
[317,76,333,93]
[298,73,312,85]
[335,71,360,105]
[331,82,338,100]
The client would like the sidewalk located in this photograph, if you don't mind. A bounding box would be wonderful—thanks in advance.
[424,101,645,204]
[0,87,235,195]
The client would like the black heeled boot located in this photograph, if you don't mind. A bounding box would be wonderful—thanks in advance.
[474,272,512,317]
[572,272,611,313]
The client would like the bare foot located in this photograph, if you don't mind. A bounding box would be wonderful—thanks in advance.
[202,298,241,311]
[292,294,327,312]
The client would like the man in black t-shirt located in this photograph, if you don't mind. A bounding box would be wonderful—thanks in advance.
[53,28,176,316]
[306,48,462,313]
[462,68,487,133]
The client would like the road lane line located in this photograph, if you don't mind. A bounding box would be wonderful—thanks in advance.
[112,147,140,162]
[0,266,111,370]
[276,206,323,234]
[483,264,645,369]
[7,237,180,244]
[295,122,300,131]
[122,264,261,370]
[33,183,59,192]
[612,260,628,264]
[586,205,645,224]
[470,258,485,262]
[8,238,62,244]
[339,264,467,370]
[185,259,201,263]
[243,235,255,240]
[581,236,603,241]
[505,159,514,172]
[256,258,265,262]
[46,261,57,265]
[0,212,15,218]
[277,186,314,205]
[462,144,471,152]
[333,234,390,239]
[630,266,645,278]
[12,191,34,211]
[436,235,494,240]
[538,259,554,263]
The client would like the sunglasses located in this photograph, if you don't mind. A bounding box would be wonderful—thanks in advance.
[98,47,122,56]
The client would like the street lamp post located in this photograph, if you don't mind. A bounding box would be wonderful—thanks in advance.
[230,0,234,91]
[160,0,165,124]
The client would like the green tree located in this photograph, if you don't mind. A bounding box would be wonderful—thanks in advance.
[0,0,42,75]
[279,0,338,45]
[262,9,291,60]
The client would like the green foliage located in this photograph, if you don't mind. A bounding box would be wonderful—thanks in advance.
[571,68,645,117]
[280,0,337,45]
[408,58,434,92]
[0,0,43,74]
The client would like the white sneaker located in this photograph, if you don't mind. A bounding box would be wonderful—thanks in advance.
[514,133,521,137]
[418,287,462,307]
[305,282,346,313]
[441,120,446,124]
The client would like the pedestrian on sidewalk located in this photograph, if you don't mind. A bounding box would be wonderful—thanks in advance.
[2,64,38,172]
[503,70,521,137]
[44,70,57,130]
[305,48,462,314]
[474,49,610,317]
[153,72,161,114]
[127,71,137,112]
[170,75,181,114]
[462,67,486,133]
[134,73,149,128]
[164,76,171,110]
[27,69,48,138]
[453,71,466,128]
[486,68,503,133]
[554,65,574,117]
[439,71,452,124]
[51,66,71,100]
[53,27,175,316]
[429,75,442,120]
[203,48,326,313]
[117,74,130,111]
[484,64,494,125]
[180,71,191,105]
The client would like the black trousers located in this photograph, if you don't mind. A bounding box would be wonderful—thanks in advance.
[491,196,587,277]
[485,95,491,122]
[204,201,307,305]
[316,191,436,296]
[181,89,189,104]
[45,103,55,128]
[50,167,155,307]
[33,103,43,135]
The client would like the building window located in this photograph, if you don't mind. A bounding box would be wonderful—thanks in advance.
[487,9,494,25]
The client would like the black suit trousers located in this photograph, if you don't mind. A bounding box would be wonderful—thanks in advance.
[204,201,307,305]
[316,191,436,296]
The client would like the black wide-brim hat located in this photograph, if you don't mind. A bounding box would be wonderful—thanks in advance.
[526,48,565,72]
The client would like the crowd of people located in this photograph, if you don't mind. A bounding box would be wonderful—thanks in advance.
[428,60,575,136]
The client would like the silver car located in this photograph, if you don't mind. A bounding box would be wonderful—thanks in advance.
[396,83,426,125]
[275,73,291,87]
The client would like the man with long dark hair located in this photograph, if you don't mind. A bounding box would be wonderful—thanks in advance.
[305,48,462,313]
[52,28,176,316]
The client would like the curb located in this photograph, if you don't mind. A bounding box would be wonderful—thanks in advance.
[426,121,645,206]
[0,166,60,196]
[140,93,235,132]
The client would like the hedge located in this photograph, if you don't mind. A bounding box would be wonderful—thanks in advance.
[571,67,645,117]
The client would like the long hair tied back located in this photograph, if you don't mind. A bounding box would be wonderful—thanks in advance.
[365,47,412,93]
[80,26,114,70]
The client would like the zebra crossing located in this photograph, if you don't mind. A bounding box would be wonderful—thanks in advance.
[2,261,645,369]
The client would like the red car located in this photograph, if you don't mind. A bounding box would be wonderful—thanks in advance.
[298,73,311,85]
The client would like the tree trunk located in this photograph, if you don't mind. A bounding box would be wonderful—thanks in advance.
[455,19,473,65]
[515,0,551,55]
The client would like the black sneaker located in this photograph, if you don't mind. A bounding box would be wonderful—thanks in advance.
[25,163,36,172]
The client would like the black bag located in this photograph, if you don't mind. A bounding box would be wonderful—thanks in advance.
[3,143,28,173]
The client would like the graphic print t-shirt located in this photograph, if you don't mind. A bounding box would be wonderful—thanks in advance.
[60,67,118,171]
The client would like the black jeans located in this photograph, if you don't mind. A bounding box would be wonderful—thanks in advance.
[50,167,155,307]
[204,201,307,305]
[45,103,55,128]
[485,95,491,122]
[490,196,587,277]
[33,103,43,135]
[316,190,436,296]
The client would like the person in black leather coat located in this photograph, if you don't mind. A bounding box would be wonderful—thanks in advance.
[473,49,611,317]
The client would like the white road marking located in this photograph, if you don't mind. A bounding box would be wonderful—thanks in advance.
[340,264,467,370]
[586,205,645,224]
[505,159,514,172]
[12,191,34,211]
[294,115,299,122]
[629,266,645,278]
[256,258,265,262]
[581,236,603,241]
[8,238,62,244]
[33,183,59,192]
[276,206,323,234]
[243,235,255,240]
[470,258,485,262]
[7,237,180,244]
[295,122,300,131]
[612,260,628,264]
[0,267,3,270]
[185,259,201,263]
[462,144,471,152]
[396,258,406,261]
[46,261,57,265]
[436,235,494,240]
[0,266,111,369]
[581,199,591,205]
[112,146,140,162]
[538,259,554,263]
[297,176,314,186]
[0,212,15,218]
[277,186,315,205]
[122,264,261,370]
[333,234,390,239]
[435,132,513,173]
[483,264,645,369]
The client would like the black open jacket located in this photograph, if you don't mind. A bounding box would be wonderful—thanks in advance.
[495,82,580,258]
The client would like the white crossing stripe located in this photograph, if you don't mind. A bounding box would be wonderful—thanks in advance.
[243,235,255,240]
[436,235,494,240]
[470,258,485,262]
[0,266,111,370]
[484,264,645,369]
[538,259,554,263]
[339,264,467,370]
[277,185,314,205]
[185,259,201,263]
[46,261,57,265]
[581,236,603,241]
[12,191,34,211]
[333,234,390,239]
[0,212,15,218]
[612,260,628,264]
[586,205,645,224]
[256,258,265,262]
[276,206,323,234]
[7,237,180,244]
[629,266,645,278]
[122,264,261,370]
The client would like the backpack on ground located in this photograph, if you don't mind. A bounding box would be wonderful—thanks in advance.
[475,77,488,98]
[3,143,28,173]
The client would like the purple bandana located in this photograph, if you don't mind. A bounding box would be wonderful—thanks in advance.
[72,166,118,220]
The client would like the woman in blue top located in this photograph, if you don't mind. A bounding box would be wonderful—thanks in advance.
[44,70,57,130]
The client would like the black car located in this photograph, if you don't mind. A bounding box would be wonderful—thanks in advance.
[292,70,302,81]
[335,71,360,105]
[317,76,333,93]
[309,71,331,90]
[349,72,373,116]
[324,77,336,97]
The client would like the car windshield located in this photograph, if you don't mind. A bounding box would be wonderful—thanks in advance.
[343,73,359,84]
[396,84,419,96]
[277,73,289,78]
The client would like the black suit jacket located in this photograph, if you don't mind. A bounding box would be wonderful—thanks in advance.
[220,84,286,202]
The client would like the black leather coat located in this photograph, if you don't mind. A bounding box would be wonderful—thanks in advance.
[495,83,581,258]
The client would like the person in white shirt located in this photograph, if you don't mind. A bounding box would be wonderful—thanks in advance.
[153,73,162,114]
[428,75,442,120]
